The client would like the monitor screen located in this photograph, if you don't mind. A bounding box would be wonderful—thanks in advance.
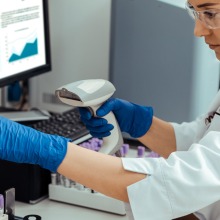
[0,0,51,88]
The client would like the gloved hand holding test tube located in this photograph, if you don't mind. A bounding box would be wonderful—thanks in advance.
[55,79,124,155]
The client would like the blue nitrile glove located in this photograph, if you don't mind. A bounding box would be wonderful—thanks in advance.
[79,98,153,138]
[0,116,69,172]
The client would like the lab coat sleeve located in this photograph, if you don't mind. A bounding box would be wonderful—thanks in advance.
[122,131,220,220]
[171,114,207,151]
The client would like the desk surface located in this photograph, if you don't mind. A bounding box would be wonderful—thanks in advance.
[15,199,133,220]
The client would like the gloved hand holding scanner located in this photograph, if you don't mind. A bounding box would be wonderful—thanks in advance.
[55,79,125,155]
[79,96,153,139]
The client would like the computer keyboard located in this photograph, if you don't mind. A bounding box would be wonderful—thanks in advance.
[29,108,89,141]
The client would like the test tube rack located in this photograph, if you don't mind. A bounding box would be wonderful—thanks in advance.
[49,184,126,215]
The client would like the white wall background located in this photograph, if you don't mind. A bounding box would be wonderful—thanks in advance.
[29,0,111,112]
[110,0,220,123]
[158,0,220,120]
[158,0,186,8]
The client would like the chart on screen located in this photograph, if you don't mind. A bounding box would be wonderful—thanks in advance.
[7,30,39,63]
[0,0,46,79]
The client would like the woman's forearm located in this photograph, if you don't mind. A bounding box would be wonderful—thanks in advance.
[57,117,174,202]
[57,143,146,202]
[138,117,176,158]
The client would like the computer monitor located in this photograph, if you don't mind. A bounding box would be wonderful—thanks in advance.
[0,0,51,88]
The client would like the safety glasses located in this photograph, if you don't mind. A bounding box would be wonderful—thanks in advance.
[185,1,220,29]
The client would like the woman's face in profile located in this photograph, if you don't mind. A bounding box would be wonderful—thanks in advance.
[189,0,220,59]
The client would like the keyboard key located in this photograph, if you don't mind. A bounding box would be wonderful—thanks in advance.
[28,108,89,141]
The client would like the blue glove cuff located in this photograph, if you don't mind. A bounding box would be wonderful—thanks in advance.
[39,134,70,172]
[0,116,70,173]
[130,105,153,138]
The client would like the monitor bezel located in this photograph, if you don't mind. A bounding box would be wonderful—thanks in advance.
[0,0,51,88]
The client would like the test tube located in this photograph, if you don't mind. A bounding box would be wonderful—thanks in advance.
[122,144,130,157]
[64,177,71,188]
[0,194,4,217]
[59,174,65,186]
[147,151,160,158]
[70,180,76,188]
[137,146,145,158]
[51,173,57,185]
[75,183,85,191]
[120,146,125,157]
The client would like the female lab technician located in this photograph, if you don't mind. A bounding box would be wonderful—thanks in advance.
[0,0,220,219]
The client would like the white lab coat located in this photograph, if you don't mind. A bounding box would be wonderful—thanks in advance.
[121,90,220,220]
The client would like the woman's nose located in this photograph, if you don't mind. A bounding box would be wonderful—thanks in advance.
[194,19,212,37]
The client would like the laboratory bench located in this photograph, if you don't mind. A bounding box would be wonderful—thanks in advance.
[15,198,133,220]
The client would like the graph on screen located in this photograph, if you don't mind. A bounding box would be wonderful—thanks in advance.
[0,0,46,79]
[7,30,39,63]
[9,38,39,62]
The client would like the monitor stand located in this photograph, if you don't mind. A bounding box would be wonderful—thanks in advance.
[0,87,50,122]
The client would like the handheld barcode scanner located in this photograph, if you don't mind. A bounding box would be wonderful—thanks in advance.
[55,79,123,155]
